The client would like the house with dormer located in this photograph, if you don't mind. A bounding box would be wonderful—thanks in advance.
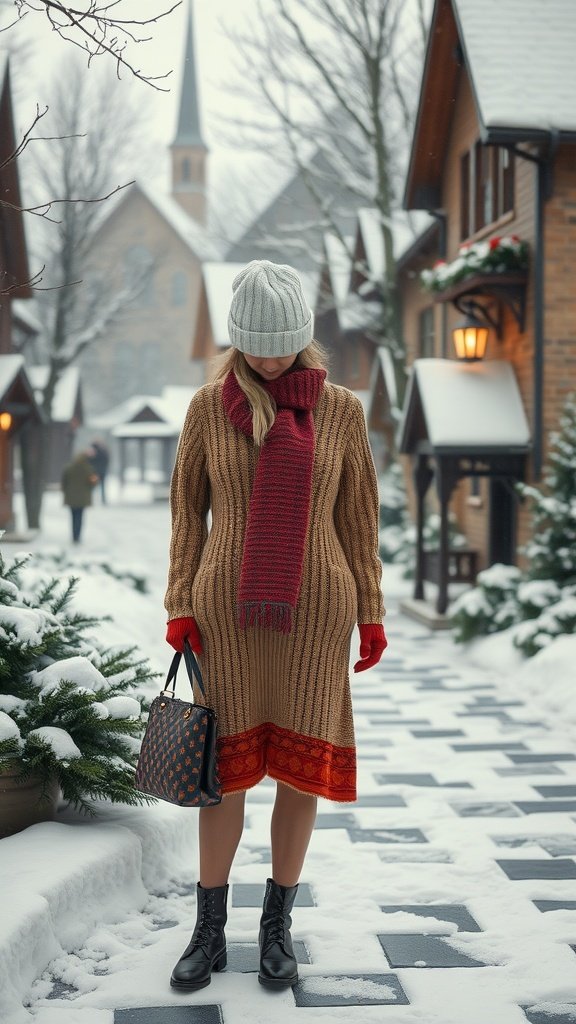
[395,0,576,620]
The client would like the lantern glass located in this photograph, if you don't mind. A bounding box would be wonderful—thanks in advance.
[453,316,489,361]
[0,412,12,431]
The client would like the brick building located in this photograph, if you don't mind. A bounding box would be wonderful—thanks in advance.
[395,0,576,619]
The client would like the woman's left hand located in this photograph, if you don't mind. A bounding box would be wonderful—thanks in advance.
[353,623,388,672]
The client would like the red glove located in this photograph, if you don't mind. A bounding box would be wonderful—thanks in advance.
[354,623,387,673]
[166,616,203,655]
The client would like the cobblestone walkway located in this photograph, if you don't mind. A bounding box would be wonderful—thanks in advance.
[32,595,576,1024]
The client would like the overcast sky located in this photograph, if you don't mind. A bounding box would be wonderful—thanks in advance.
[6,0,288,238]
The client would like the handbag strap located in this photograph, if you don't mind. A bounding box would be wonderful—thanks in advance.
[164,639,207,700]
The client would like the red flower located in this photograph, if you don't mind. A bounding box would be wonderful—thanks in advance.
[489,236,502,250]
[433,259,447,268]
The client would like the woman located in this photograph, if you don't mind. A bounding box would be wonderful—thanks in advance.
[164,260,387,992]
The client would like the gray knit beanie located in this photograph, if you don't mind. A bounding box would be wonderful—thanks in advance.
[227,259,314,356]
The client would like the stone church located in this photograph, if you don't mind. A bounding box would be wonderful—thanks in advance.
[79,1,215,418]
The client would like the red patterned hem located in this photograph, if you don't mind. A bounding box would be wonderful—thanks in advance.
[217,722,356,802]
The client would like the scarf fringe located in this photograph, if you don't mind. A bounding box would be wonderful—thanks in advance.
[238,601,293,634]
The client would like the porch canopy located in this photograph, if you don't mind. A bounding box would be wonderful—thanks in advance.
[398,358,531,614]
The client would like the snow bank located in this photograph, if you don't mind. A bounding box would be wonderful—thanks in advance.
[462,628,576,721]
[509,633,576,724]
[0,804,198,1024]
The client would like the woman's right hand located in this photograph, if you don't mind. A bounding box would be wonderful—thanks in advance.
[166,616,203,655]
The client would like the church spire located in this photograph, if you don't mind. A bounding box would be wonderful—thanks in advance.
[170,0,208,224]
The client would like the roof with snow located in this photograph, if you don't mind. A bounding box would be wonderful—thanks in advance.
[323,233,353,309]
[90,386,199,432]
[357,209,436,276]
[28,366,81,423]
[369,346,398,414]
[112,422,179,439]
[136,181,220,260]
[0,355,26,398]
[0,355,42,423]
[454,0,576,134]
[93,179,221,262]
[398,358,531,453]
[405,0,576,209]
[11,299,42,335]
[227,147,359,272]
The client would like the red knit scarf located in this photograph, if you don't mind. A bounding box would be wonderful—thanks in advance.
[221,366,326,633]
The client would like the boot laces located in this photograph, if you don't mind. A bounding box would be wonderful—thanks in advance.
[193,895,219,952]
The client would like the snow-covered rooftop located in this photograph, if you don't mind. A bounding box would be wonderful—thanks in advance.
[455,0,576,133]
[323,233,353,308]
[12,299,41,335]
[28,366,80,422]
[370,346,398,412]
[357,209,438,277]
[112,422,179,439]
[399,358,531,451]
[0,355,25,399]
[91,386,199,432]
[135,180,222,262]
[89,395,169,431]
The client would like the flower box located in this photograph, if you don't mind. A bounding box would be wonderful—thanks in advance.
[421,236,529,294]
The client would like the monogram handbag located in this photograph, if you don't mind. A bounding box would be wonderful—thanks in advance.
[135,639,221,807]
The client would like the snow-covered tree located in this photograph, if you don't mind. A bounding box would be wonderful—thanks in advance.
[452,394,576,655]
[0,546,157,814]
[519,395,576,585]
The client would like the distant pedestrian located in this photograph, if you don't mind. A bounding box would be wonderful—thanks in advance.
[61,451,98,544]
[88,440,110,504]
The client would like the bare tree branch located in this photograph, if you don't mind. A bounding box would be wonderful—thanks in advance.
[12,0,181,88]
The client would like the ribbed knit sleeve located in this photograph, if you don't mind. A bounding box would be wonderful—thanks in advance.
[164,389,210,620]
[333,395,385,624]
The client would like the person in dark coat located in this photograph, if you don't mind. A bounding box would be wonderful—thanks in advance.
[88,440,110,504]
[61,451,98,543]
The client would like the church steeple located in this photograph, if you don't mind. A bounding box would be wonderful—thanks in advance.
[170,0,208,225]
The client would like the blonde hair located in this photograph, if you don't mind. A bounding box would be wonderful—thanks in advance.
[207,341,331,446]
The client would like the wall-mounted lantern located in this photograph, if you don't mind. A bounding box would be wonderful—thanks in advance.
[0,413,13,432]
[452,310,489,362]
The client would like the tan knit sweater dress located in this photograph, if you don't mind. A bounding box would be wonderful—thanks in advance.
[164,378,385,802]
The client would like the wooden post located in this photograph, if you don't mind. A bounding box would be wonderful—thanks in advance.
[436,460,457,615]
[118,439,126,488]
[413,454,433,601]
[139,438,146,482]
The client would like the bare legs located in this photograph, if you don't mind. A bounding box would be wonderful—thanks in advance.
[271,784,317,886]
[198,782,317,888]
[199,791,246,888]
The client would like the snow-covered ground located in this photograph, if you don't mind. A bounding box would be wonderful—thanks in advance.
[2,485,576,1024]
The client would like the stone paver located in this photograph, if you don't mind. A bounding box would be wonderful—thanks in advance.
[23,528,576,1023]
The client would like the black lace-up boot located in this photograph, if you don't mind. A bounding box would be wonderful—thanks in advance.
[170,882,228,991]
[258,877,299,988]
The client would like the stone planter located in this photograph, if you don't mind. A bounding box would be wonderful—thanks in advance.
[0,764,60,839]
